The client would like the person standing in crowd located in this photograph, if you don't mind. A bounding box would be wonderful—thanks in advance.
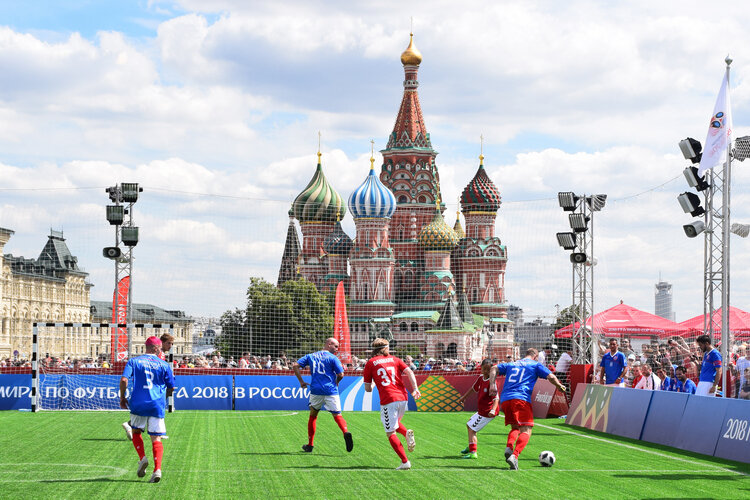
[293,338,353,454]
[674,366,697,394]
[628,361,643,388]
[554,346,573,389]
[634,363,660,390]
[736,346,749,398]
[364,338,420,470]
[696,334,722,396]
[598,339,627,387]
[489,348,566,471]
[655,366,673,391]
[455,359,500,459]
[739,368,750,399]
[119,336,175,483]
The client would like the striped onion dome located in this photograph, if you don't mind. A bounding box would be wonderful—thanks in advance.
[348,157,397,219]
[460,155,501,212]
[418,205,459,250]
[323,220,353,255]
[291,153,346,223]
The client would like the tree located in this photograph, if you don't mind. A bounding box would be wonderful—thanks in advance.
[216,308,250,358]
[552,304,590,331]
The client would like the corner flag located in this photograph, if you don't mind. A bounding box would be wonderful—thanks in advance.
[697,71,732,177]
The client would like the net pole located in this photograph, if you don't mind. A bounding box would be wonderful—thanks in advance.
[31,323,38,412]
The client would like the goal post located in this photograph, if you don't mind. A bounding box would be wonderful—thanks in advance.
[32,322,174,412]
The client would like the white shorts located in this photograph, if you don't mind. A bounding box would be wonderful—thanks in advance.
[380,400,408,433]
[130,414,167,436]
[466,412,495,432]
[696,381,716,396]
[309,394,342,414]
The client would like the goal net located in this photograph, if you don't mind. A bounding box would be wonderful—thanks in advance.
[32,322,173,411]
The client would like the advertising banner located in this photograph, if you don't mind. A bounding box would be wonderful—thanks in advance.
[0,374,31,410]
[414,374,479,412]
[173,375,232,410]
[111,276,130,362]
[531,379,569,418]
[712,398,750,463]
[605,387,653,440]
[39,374,122,410]
[641,390,690,447]
[566,384,613,431]
[674,395,730,456]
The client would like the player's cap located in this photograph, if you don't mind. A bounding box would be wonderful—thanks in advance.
[145,336,162,347]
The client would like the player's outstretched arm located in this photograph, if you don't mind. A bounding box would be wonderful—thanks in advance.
[456,386,476,405]
[292,363,308,389]
[403,367,421,400]
[487,366,498,397]
[119,376,129,410]
[546,373,566,393]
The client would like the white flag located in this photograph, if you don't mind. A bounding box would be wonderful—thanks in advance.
[698,72,732,176]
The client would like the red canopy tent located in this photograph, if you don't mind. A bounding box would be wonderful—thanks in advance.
[678,306,750,340]
[555,302,694,339]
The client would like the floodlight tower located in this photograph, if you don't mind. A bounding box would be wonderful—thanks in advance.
[103,183,142,359]
[556,192,606,365]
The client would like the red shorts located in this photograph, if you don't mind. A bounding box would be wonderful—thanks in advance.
[501,399,534,427]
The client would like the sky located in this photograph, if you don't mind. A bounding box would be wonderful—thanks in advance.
[1,0,749,322]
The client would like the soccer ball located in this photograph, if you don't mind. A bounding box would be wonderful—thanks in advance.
[538,450,556,467]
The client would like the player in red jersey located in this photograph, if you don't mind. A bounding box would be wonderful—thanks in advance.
[363,338,421,470]
[456,359,500,459]
[123,333,174,440]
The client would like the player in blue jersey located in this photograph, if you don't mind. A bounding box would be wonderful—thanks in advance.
[695,334,722,396]
[293,338,353,453]
[119,336,175,483]
[674,366,697,394]
[598,339,627,386]
[488,348,566,470]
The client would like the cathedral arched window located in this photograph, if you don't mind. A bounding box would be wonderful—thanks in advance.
[411,322,419,332]
[399,195,408,203]
[418,196,426,203]
[400,322,407,332]
[447,343,457,358]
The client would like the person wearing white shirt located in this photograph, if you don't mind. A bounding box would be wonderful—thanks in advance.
[634,363,660,390]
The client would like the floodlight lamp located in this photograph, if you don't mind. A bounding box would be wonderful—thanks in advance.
[106,205,124,225]
[730,223,750,238]
[570,252,587,264]
[734,136,750,162]
[677,192,704,217]
[678,138,702,164]
[558,192,578,211]
[105,186,122,203]
[556,232,577,250]
[121,183,142,203]
[683,167,709,191]
[568,213,590,232]
[683,220,705,238]
[587,194,607,212]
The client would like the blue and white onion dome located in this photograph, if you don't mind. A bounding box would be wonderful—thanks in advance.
[348,155,397,219]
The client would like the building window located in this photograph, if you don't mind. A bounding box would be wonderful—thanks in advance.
[411,322,419,332]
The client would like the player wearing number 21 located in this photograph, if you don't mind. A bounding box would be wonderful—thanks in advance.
[488,348,566,470]
[119,336,175,483]
[293,338,353,453]
[363,338,421,470]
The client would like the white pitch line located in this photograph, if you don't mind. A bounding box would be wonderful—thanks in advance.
[535,423,748,477]
[157,468,727,473]
[0,463,128,483]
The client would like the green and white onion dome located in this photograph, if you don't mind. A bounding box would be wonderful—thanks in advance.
[291,153,346,223]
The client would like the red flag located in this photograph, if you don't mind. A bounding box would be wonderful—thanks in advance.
[111,276,130,361]
[333,281,351,364]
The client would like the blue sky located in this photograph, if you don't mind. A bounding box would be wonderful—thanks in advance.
[0,0,749,322]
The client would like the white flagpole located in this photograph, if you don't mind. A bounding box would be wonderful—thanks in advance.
[721,55,732,398]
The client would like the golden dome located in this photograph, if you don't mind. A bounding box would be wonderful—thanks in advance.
[400,33,422,66]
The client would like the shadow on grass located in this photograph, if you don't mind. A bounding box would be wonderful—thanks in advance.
[81,438,125,442]
[612,473,743,481]
[289,464,392,470]
[235,451,336,457]
[34,478,142,484]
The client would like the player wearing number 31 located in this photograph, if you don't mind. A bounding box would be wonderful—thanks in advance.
[488,348,566,470]
[293,338,354,453]
[363,338,421,470]
[119,336,175,483]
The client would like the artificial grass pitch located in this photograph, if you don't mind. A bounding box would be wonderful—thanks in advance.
[1,411,748,499]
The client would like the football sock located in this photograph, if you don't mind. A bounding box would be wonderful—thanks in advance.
[132,433,146,460]
[514,432,530,457]
[333,414,348,433]
[388,434,408,463]
[152,441,163,471]
[396,421,407,436]
[469,443,477,453]
[307,415,317,446]
[506,429,519,449]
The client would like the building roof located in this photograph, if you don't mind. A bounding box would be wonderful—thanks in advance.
[461,156,502,212]
[90,300,192,323]
[323,220,353,255]
[393,311,441,322]
[348,161,397,219]
[291,153,346,223]
[5,229,88,281]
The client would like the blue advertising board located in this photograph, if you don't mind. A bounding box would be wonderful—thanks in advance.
[640,390,690,447]
[173,375,232,410]
[0,374,31,410]
[674,395,730,456]
[605,387,653,440]
[712,398,750,463]
[39,374,121,410]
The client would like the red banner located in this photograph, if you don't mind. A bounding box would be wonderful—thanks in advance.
[111,276,130,361]
[333,281,351,364]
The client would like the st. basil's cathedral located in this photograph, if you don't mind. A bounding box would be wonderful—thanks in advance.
[278,35,514,362]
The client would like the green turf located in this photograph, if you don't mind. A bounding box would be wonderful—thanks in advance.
[1,411,748,499]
